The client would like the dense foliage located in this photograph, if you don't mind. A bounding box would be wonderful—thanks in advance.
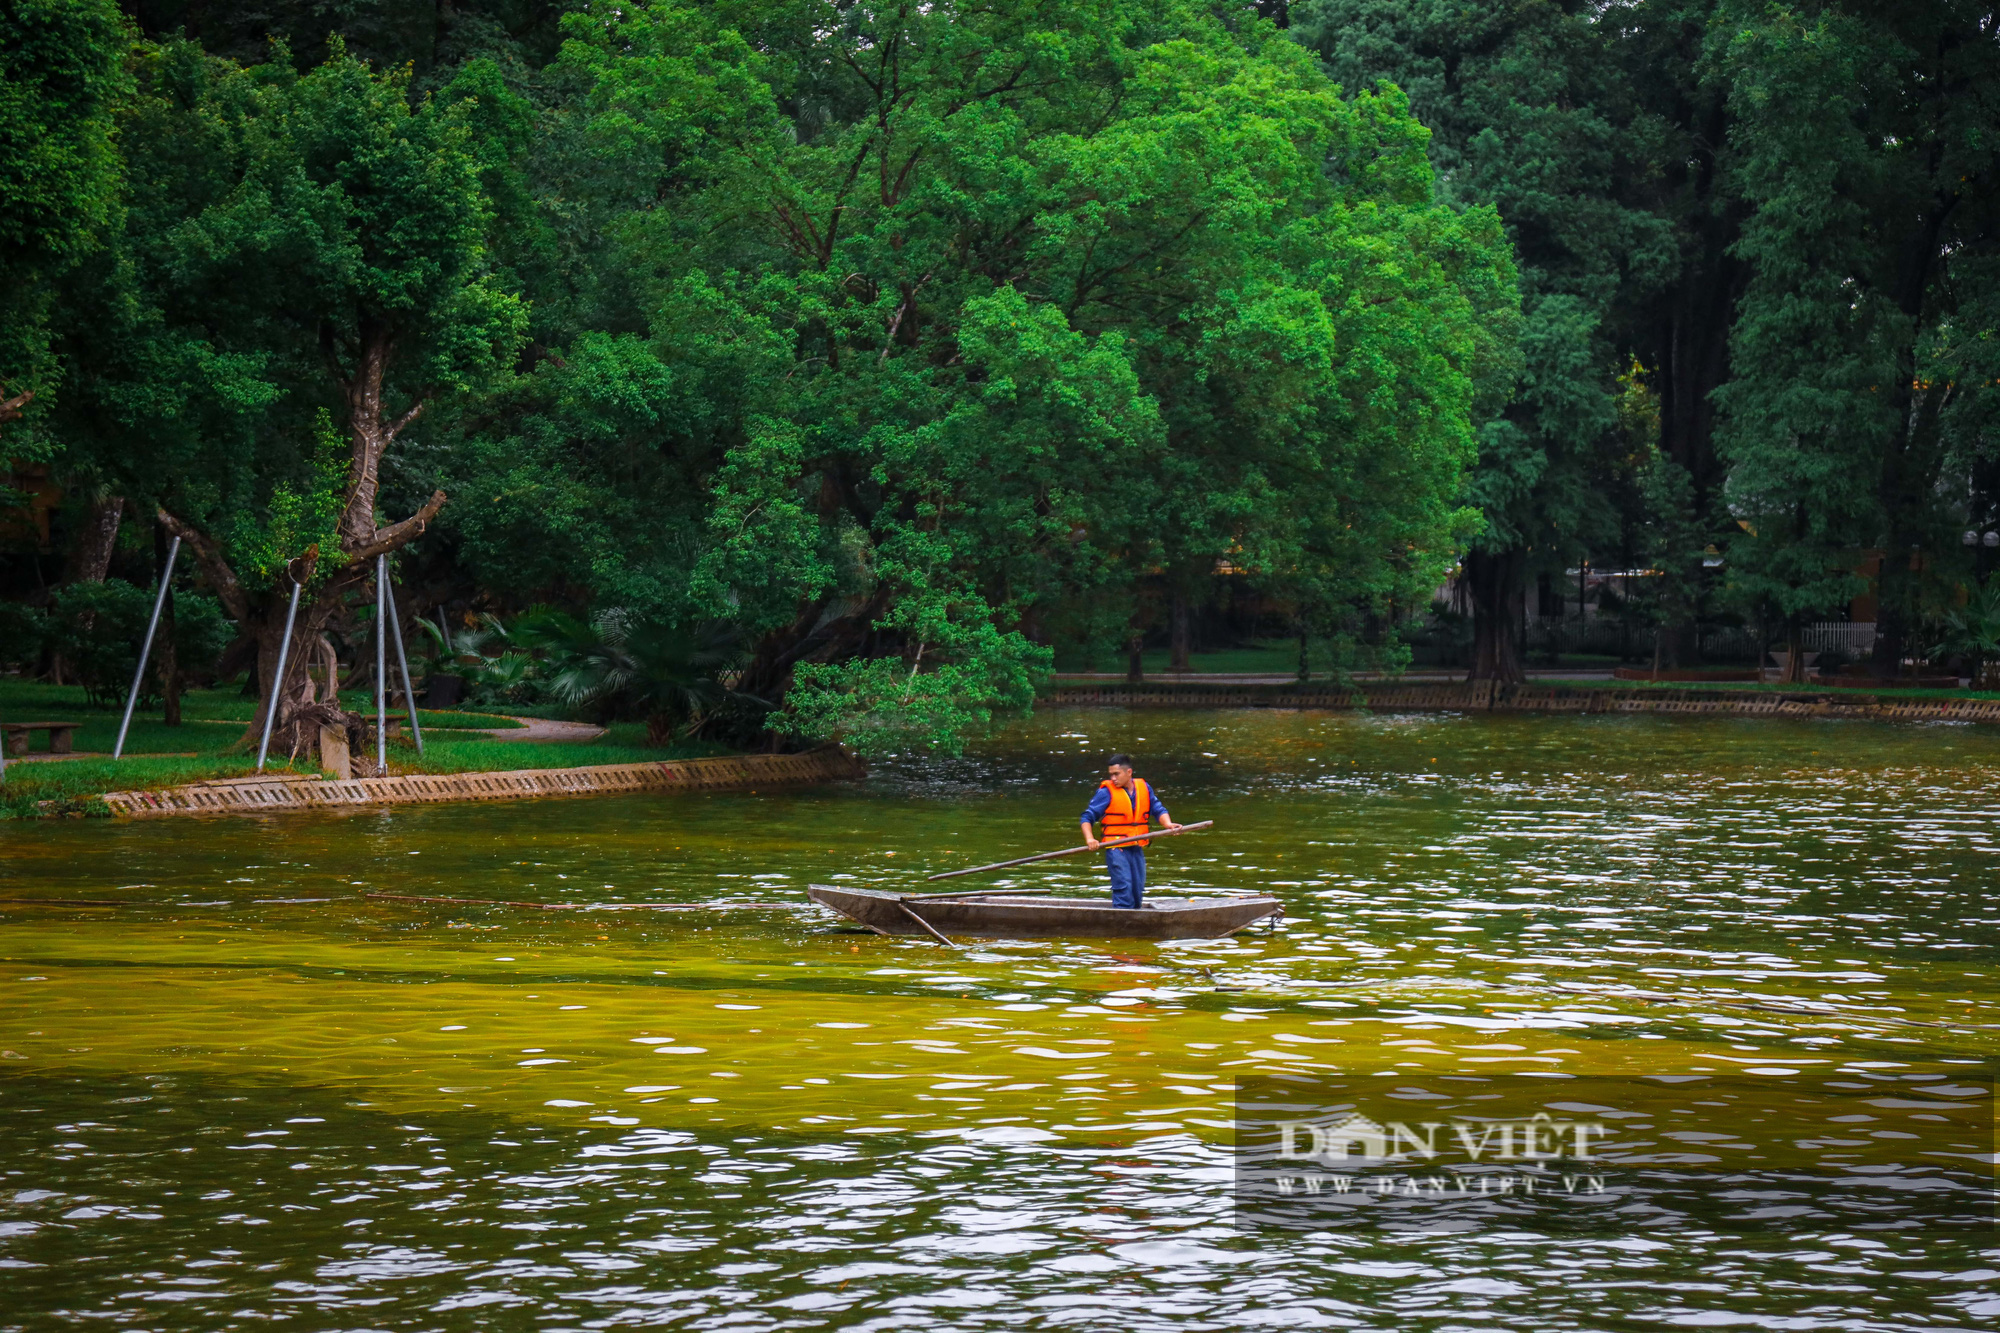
[1300,0,2000,681]
[4,0,1997,751]
[0,0,128,435]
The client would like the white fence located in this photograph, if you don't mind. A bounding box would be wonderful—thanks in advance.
[1802,622,1876,657]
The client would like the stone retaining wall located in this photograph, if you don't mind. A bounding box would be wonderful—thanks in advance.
[1046,681,2000,723]
[97,745,867,818]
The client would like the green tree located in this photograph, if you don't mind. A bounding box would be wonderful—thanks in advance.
[420,2,784,620]
[0,0,129,435]
[42,577,229,707]
[1292,0,1675,680]
[540,0,1516,753]
[1710,0,2000,678]
[1610,0,1745,631]
[65,39,525,747]
[1937,574,2000,689]
[539,608,751,744]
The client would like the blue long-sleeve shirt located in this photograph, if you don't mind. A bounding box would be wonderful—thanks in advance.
[1081,782,1169,827]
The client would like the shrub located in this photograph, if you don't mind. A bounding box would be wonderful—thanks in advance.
[0,601,46,670]
[45,580,234,705]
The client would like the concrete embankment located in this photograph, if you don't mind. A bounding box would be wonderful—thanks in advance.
[1047,680,2000,723]
[97,745,866,818]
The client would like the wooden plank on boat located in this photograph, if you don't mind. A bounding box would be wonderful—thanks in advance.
[805,884,1280,940]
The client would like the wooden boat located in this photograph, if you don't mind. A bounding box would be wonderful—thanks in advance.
[805,884,1282,941]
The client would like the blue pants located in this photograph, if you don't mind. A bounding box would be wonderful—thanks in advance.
[1105,845,1147,909]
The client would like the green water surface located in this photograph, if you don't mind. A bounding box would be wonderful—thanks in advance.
[1,708,1995,1329]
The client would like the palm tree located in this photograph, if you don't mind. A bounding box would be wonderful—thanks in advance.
[1939,577,2000,690]
[546,610,754,744]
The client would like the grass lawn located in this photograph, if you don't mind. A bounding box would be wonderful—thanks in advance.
[0,679,726,819]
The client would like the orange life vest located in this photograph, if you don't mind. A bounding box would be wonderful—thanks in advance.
[1097,777,1154,847]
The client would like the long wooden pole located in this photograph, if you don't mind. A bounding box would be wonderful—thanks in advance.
[896,901,959,947]
[925,820,1213,881]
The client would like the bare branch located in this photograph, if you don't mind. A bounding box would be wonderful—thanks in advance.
[384,393,431,445]
[0,386,32,424]
[344,489,447,565]
[880,271,934,365]
[156,506,251,623]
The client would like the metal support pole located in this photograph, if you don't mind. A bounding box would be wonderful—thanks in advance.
[375,554,388,776]
[382,570,423,756]
[114,535,181,760]
[256,578,304,771]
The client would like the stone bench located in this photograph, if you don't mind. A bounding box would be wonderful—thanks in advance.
[3,721,82,755]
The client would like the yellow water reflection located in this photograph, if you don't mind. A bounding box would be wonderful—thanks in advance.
[1,709,1995,1327]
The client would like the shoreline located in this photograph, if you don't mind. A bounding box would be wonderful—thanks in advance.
[88,745,866,818]
[1045,679,2000,723]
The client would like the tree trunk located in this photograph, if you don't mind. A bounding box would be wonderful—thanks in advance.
[1656,622,1693,670]
[248,588,333,757]
[65,493,124,584]
[1465,548,1527,684]
[1782,619,1807,683]
[735,589,890,713]
[1126,633,1144,684]
[50,492,124,683]
[1869,613,1904,678]
[646,713,676,747]
[159,503,439,759]
[1297,622,1309,683]
[315,635,341,709]
[158,624,181,725]
[1869,546,1916,678]
[1169,591,1191,673]
[156,335,444,756]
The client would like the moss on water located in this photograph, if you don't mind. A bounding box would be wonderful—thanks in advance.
[3,708,1995,1326]
[5,708,1996,1130]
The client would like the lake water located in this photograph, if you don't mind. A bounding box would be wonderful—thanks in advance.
[2,708,1995,1329]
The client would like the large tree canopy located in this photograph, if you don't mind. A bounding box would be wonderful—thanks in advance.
[1293,0,1676,680]
[55,37,526,747]
[694,0,1515,750]
[427,0,1516,753]
[9,0,1997,756]
[1712,0,2000,677]
[0,0,128,435]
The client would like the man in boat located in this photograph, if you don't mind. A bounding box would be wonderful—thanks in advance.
[1080,754,1179,909]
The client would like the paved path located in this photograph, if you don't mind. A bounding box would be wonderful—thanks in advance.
[480,715,607,743]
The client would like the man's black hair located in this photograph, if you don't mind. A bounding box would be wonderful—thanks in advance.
[1106,753,1133,768]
